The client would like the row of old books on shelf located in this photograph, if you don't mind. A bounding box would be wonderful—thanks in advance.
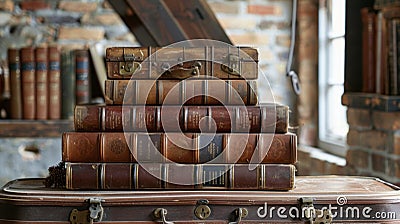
[361,5,400,95]
[2,45,99,120]
[45,46,298,191]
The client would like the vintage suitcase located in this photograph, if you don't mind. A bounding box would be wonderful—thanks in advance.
[105,46,259,80]
[0,175,399,223]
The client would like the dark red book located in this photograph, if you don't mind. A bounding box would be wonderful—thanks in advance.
[361,7,377,93]
[75,49,90,105]
[62,132,297,164]
[65,162,296,190]
[74,104,289,133]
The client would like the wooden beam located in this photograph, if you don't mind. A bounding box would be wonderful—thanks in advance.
[108,0,189,46]
[108,0,232,46]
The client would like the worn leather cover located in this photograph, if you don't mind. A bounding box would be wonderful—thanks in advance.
[74,104,289,133]
[8,48,23,119]
[20,47,36,120]
[1,176,399,223]
[104,79,257,105]
[65,163,295,190]
[106,46,258,80]
[48,45,61,120]
[34,46,48,120]
[62,132,297,164]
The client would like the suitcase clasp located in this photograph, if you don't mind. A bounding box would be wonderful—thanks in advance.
[299,197,333,224]
[153,208,174,224]
[69,198,104,224]
[88,198,104,222]
[119,62,142,76]
[221,54,240,76]
[229,208,248,224]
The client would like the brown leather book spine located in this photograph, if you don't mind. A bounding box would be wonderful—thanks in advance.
[8,48,22,119]
[74,105,103,131]
[261,104,289,133]
[164,164,197,189]
[103,163,133,189]
[62,132,134,163]
[75,49,90,104]
[74,104,288,133]
[20,47,36,120]
[225,133,297,164]
[230,164,295,190]
[361,7,377,93]
[388,18,399,95]
[65,163,295,190]
[136,163,163,189]
[62,132,296,164]
[260,164,296,190]
[35,46,48,119]
[66,162,99,190]
[48,46,61,119]
[62,132,102,163]
[105,79,258,105]
[380,12,389,95]
[163,133,197,163]
[74,105,160,132]
[105,46,259,80]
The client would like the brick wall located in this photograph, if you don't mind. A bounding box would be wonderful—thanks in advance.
[345,106,400,184]
[0,0,297,187]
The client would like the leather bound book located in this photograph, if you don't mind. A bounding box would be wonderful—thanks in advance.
[380,11,389,95]
[61,49,76,119]
[388,18,400,95]
[397,19,400,94]
[103,163,133,189]
[381,8,400,95]
[361,7,376,93]
[74,104,289,133]
[105,46,258,80]
[104,79,257,105]
[62,132,297,164]
[48,45,61,119]
[65,163,296,190]
[20,47,36,120]
[35,46,48,120]
[75,49,90,105]
[8,48,22,119]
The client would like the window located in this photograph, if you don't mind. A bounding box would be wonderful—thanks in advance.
[318,0,348,157]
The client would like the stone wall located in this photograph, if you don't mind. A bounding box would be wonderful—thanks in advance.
[0,0,296,187]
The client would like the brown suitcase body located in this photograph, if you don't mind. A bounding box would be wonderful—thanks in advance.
[1,176,400,223]
[105,46,259,80]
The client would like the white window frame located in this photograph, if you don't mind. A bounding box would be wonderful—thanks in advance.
[318,0,348,157]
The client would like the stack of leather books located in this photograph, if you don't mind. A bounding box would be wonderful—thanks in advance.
[58,46,297,190]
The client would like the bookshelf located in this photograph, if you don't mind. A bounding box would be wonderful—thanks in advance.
[0,46,104,138]
[0,120,73,137]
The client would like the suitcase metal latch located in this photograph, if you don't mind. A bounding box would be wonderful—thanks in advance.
[69,198,104,224]
[229,208,248,224]
[119,61,142,76]
[300,197,333,224]
[153,208,174,224]
[221,54,240,76]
